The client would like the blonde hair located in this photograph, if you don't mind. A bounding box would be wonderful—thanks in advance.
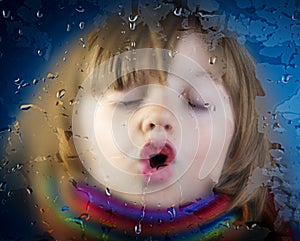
[215,38,270,220]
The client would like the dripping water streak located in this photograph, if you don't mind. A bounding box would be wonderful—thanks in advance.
[71,180,93,212]
[135,175,151,234]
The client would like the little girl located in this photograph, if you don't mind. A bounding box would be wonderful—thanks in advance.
[3,4,295,241]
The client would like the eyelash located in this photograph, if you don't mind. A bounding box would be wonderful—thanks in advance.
[187,100,208,110]
[118,99,143,108]
[188,100,208,111]
[179,92,208,111]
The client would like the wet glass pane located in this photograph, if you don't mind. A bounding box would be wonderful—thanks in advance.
[0,0,299,240]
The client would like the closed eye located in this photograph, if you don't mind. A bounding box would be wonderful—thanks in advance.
[188,100,208,111]
[118,99,143,107]
[179,91,208,111]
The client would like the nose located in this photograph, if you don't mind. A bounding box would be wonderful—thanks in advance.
[141,105,175,133]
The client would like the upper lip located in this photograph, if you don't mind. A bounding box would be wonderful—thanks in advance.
[140,140,176,169]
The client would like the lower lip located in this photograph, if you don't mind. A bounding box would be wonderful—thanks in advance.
[140,141,176,184]
[143,164,174,183]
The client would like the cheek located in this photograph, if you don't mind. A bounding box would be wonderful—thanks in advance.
[226,117,235,139]
[183,117,213,165]
[94,108,115,151]
[196,123,213,158]
[127,113,144,149]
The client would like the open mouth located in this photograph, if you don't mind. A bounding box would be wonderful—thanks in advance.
[149,153,168,169]
[140,141,176,183]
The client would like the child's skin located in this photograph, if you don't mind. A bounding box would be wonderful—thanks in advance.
[74,32,235,208]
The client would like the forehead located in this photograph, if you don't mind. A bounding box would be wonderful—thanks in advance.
[173,32,226,81]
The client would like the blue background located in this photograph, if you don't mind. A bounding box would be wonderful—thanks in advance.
[0,0,299,238]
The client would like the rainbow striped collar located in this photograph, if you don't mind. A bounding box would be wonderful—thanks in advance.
[45,178,241,240]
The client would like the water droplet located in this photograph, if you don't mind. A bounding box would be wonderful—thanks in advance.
[281,74,292,83]
[26,186,33,194]
[22,82,29,88]
[0,182,7,192]
[7,191,13,197]
[246,222,257,230]
[79,213,90,221]
[134,222,142,234]
[63,57,67,62]
[271,113,277,120]
[79,37,86,48]
[233,223,242,230]
[2,10,10,19]
[69,99,77,105]
[18,29,23,35]
[66,23,71,32]
[272,122,281,129]
[75,6,85,13]
[204,103,210,108]
[292,11,299,20]
[129,22,136,30]
[37,49,42,56]
[167,207,176,220]
[209,56,217,64]
[30,220,37,226]
[20,104,33,111]
[173,8,182,16]
[79,21,85,30]
[128,15,138,22]
[105,187,111,196]
[36,10,43,18]
[209,104,216,111]
[219,221,231,229]
[61,205,70,212]
[16,163,23,170]
[2,159,9,166]
[65,217,84,230]
[32,79,38,85]
[56,89,66,99]
[168,50,178,58]
[1,198,6,205]
[154,4,162,10]
[47,72,58,79]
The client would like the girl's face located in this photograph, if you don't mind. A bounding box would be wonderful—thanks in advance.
[73,32,235,208]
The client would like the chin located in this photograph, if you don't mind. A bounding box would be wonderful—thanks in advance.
[110,176,215,209]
